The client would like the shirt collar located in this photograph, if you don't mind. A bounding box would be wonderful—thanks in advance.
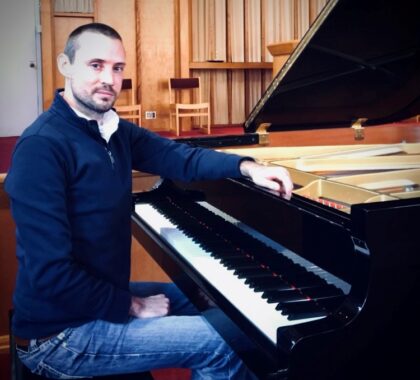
[71,106,120,143]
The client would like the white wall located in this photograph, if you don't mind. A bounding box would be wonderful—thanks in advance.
[0,0,41,137]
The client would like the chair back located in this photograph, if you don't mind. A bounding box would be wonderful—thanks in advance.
[115,79,142,125]
[169,77,202,104]
[168,77,210,136]
[121,78,136,105]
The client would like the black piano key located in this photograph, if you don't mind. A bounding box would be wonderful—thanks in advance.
[279,299,321,314]
[263,283,340,304]
[220,257,257,270]
[234,267,272,279]
[276,299,329,320]
[277,296,347,320]
[247,276,292,292]
[263,289,308,303]
[284,272,326,288]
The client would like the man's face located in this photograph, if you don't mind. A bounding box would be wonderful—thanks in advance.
[64,32,126,115]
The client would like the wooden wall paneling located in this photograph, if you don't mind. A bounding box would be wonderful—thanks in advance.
[134,0,142,106]
[53,15,94,92]
[208,0,226,124]
[228,0,245,123]
[174,0,180,77]
[96,0,137,106]
[244,0,249,116]
[214,0,227,61]
[227,70,232,125]
[309,0,328,23]
[212,71,229,125]
[40,0,55,110]
[211,1,228,125]
[226,0,232,125]
[206,0,215,60]
[137,0,175,132]
[179,0,190,77]
[293,0,299,40]
[296,0,310,39]
[260,0,266,63]
[280,0,295,41]
[309,0,318,23]
[231,70,245,124]
[175,0,192,131]
[40,1,94,110]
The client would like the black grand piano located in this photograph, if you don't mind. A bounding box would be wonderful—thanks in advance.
[132,0,420,379]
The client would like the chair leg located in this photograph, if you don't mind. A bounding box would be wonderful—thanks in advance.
[207,112,211,135]
[175,113,180,136]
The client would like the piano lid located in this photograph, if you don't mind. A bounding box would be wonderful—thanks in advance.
[245,0,420,133]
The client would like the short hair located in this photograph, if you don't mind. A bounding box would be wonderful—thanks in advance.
[63,23,122,63]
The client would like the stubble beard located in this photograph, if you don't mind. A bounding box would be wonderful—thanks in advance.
[72,84,117,117]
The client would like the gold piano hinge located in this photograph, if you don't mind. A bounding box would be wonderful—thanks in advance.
[351,118,367,141]
[256,123,271,145]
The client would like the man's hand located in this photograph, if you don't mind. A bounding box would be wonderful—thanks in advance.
[240,160,293,200]
[129,294,170,318]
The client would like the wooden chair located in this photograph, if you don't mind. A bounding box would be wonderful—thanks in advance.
[115,104,142,125]
[115,79,142,125]
[168,77,211,136]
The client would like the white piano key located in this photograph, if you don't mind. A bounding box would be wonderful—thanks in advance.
[135,203,331,344]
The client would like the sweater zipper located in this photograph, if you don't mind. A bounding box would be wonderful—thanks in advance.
[104,146,115,169]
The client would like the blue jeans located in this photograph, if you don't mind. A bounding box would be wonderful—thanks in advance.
[17,282,258,379]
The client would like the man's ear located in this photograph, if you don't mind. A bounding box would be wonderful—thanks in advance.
[57,53,72,78]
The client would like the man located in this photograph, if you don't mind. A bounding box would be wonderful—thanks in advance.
[5,23,293,379]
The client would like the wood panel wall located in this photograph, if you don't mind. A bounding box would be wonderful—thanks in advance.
[137,0,175,131]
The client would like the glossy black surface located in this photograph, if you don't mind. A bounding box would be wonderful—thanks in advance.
[245,0,420,132]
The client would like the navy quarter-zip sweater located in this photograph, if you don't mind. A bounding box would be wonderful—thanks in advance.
[5,91,248,339]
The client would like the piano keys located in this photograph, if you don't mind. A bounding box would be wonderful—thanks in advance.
[134,194,350,344]
[132,0,420,378]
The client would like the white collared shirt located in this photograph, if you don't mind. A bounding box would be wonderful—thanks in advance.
[72,107,120,143]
